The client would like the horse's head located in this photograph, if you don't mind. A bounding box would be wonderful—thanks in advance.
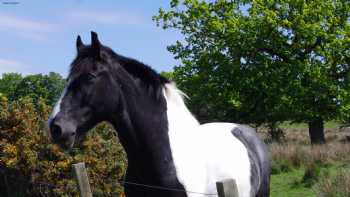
[48,32,121,149]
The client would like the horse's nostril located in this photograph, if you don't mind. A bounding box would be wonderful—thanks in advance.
[51,124,62,140]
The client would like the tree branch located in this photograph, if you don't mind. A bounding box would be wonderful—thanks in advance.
[298,37,322,59]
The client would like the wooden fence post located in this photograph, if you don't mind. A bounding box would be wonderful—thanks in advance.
[216,179,239,197]
[73,162,93,197]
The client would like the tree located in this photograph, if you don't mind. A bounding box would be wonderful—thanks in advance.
[0,73,23,98]
[14,73,66,106]
[154,0,350,144]
[12,74,49,104]
[160,71,175,80]
[3,72,66,106]
[43,72,66,106]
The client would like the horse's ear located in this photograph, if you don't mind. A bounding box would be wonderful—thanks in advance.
[91,31,101,58]
[76,35,85,53]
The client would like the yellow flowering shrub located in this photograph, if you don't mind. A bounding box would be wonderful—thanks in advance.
[0,96,127,197]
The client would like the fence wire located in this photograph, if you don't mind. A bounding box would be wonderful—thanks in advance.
[122,181,218,196]
[1,169,220,196]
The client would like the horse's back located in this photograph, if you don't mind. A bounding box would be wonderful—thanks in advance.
[197,123,251,197]
[229,124,271,197]
[199,123,270,197]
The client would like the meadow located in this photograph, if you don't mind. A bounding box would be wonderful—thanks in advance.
[266,123,350,197]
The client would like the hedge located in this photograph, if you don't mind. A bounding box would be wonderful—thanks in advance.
[0,96,127,197]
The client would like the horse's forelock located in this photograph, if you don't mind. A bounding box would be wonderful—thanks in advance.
[69,52,97,78]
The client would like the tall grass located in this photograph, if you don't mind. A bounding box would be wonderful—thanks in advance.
[315,170,350,197]
[270,142,350,173]
[259,121,350,196]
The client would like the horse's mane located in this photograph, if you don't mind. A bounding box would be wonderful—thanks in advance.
[70,45,170,88]
[108,48,170,87]
[70,45,170,100]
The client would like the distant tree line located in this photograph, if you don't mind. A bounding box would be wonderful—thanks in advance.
[156,0,350,144]
[0,72,65,106]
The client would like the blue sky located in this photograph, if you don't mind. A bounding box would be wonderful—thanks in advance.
[0,0,182,77]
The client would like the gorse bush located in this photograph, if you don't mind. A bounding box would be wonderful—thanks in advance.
[0,96,127,197]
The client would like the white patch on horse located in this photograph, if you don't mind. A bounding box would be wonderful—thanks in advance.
[47,80,70,136]
[163,83,251,197]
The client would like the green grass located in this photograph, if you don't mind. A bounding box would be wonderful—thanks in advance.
[268,121,349,196]
[321,163,350,177]
[271,169,314,197]
[270,164,350,197]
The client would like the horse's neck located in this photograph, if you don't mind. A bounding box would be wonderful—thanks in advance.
[111,83,199,176]
[111,82,170,155]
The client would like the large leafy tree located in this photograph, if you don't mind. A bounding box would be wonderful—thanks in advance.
[154,0,350,143]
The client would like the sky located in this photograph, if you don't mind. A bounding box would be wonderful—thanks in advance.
[0,0,182,77]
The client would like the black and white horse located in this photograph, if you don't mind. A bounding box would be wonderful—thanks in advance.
[48,32,270,197]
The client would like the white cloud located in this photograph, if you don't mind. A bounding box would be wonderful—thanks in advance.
[67,9,149,26]
[0,58,32,75]
[0,14,57,33]
[0,14,58,41]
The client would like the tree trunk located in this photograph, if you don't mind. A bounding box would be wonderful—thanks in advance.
[308,118,325,144]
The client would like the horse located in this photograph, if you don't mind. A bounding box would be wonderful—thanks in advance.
[48,32,271,197]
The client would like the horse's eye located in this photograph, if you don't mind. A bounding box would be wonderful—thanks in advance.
[87,73,97,80]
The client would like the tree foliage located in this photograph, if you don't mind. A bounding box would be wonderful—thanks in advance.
[154,0,350,143]
[0,72,65,106]
[160,71,175,80]
[0,73,22,99]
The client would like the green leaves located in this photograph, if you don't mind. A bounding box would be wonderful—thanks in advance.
[0,73,22,99]
[155,0,350,128]
[0,72,65,106]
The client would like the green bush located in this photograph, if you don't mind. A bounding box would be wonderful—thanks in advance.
[0,96,127,197]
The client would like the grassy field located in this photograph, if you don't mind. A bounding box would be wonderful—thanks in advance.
[264,122,350,197]
[271,165,350,197]
[271,169,313,197]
